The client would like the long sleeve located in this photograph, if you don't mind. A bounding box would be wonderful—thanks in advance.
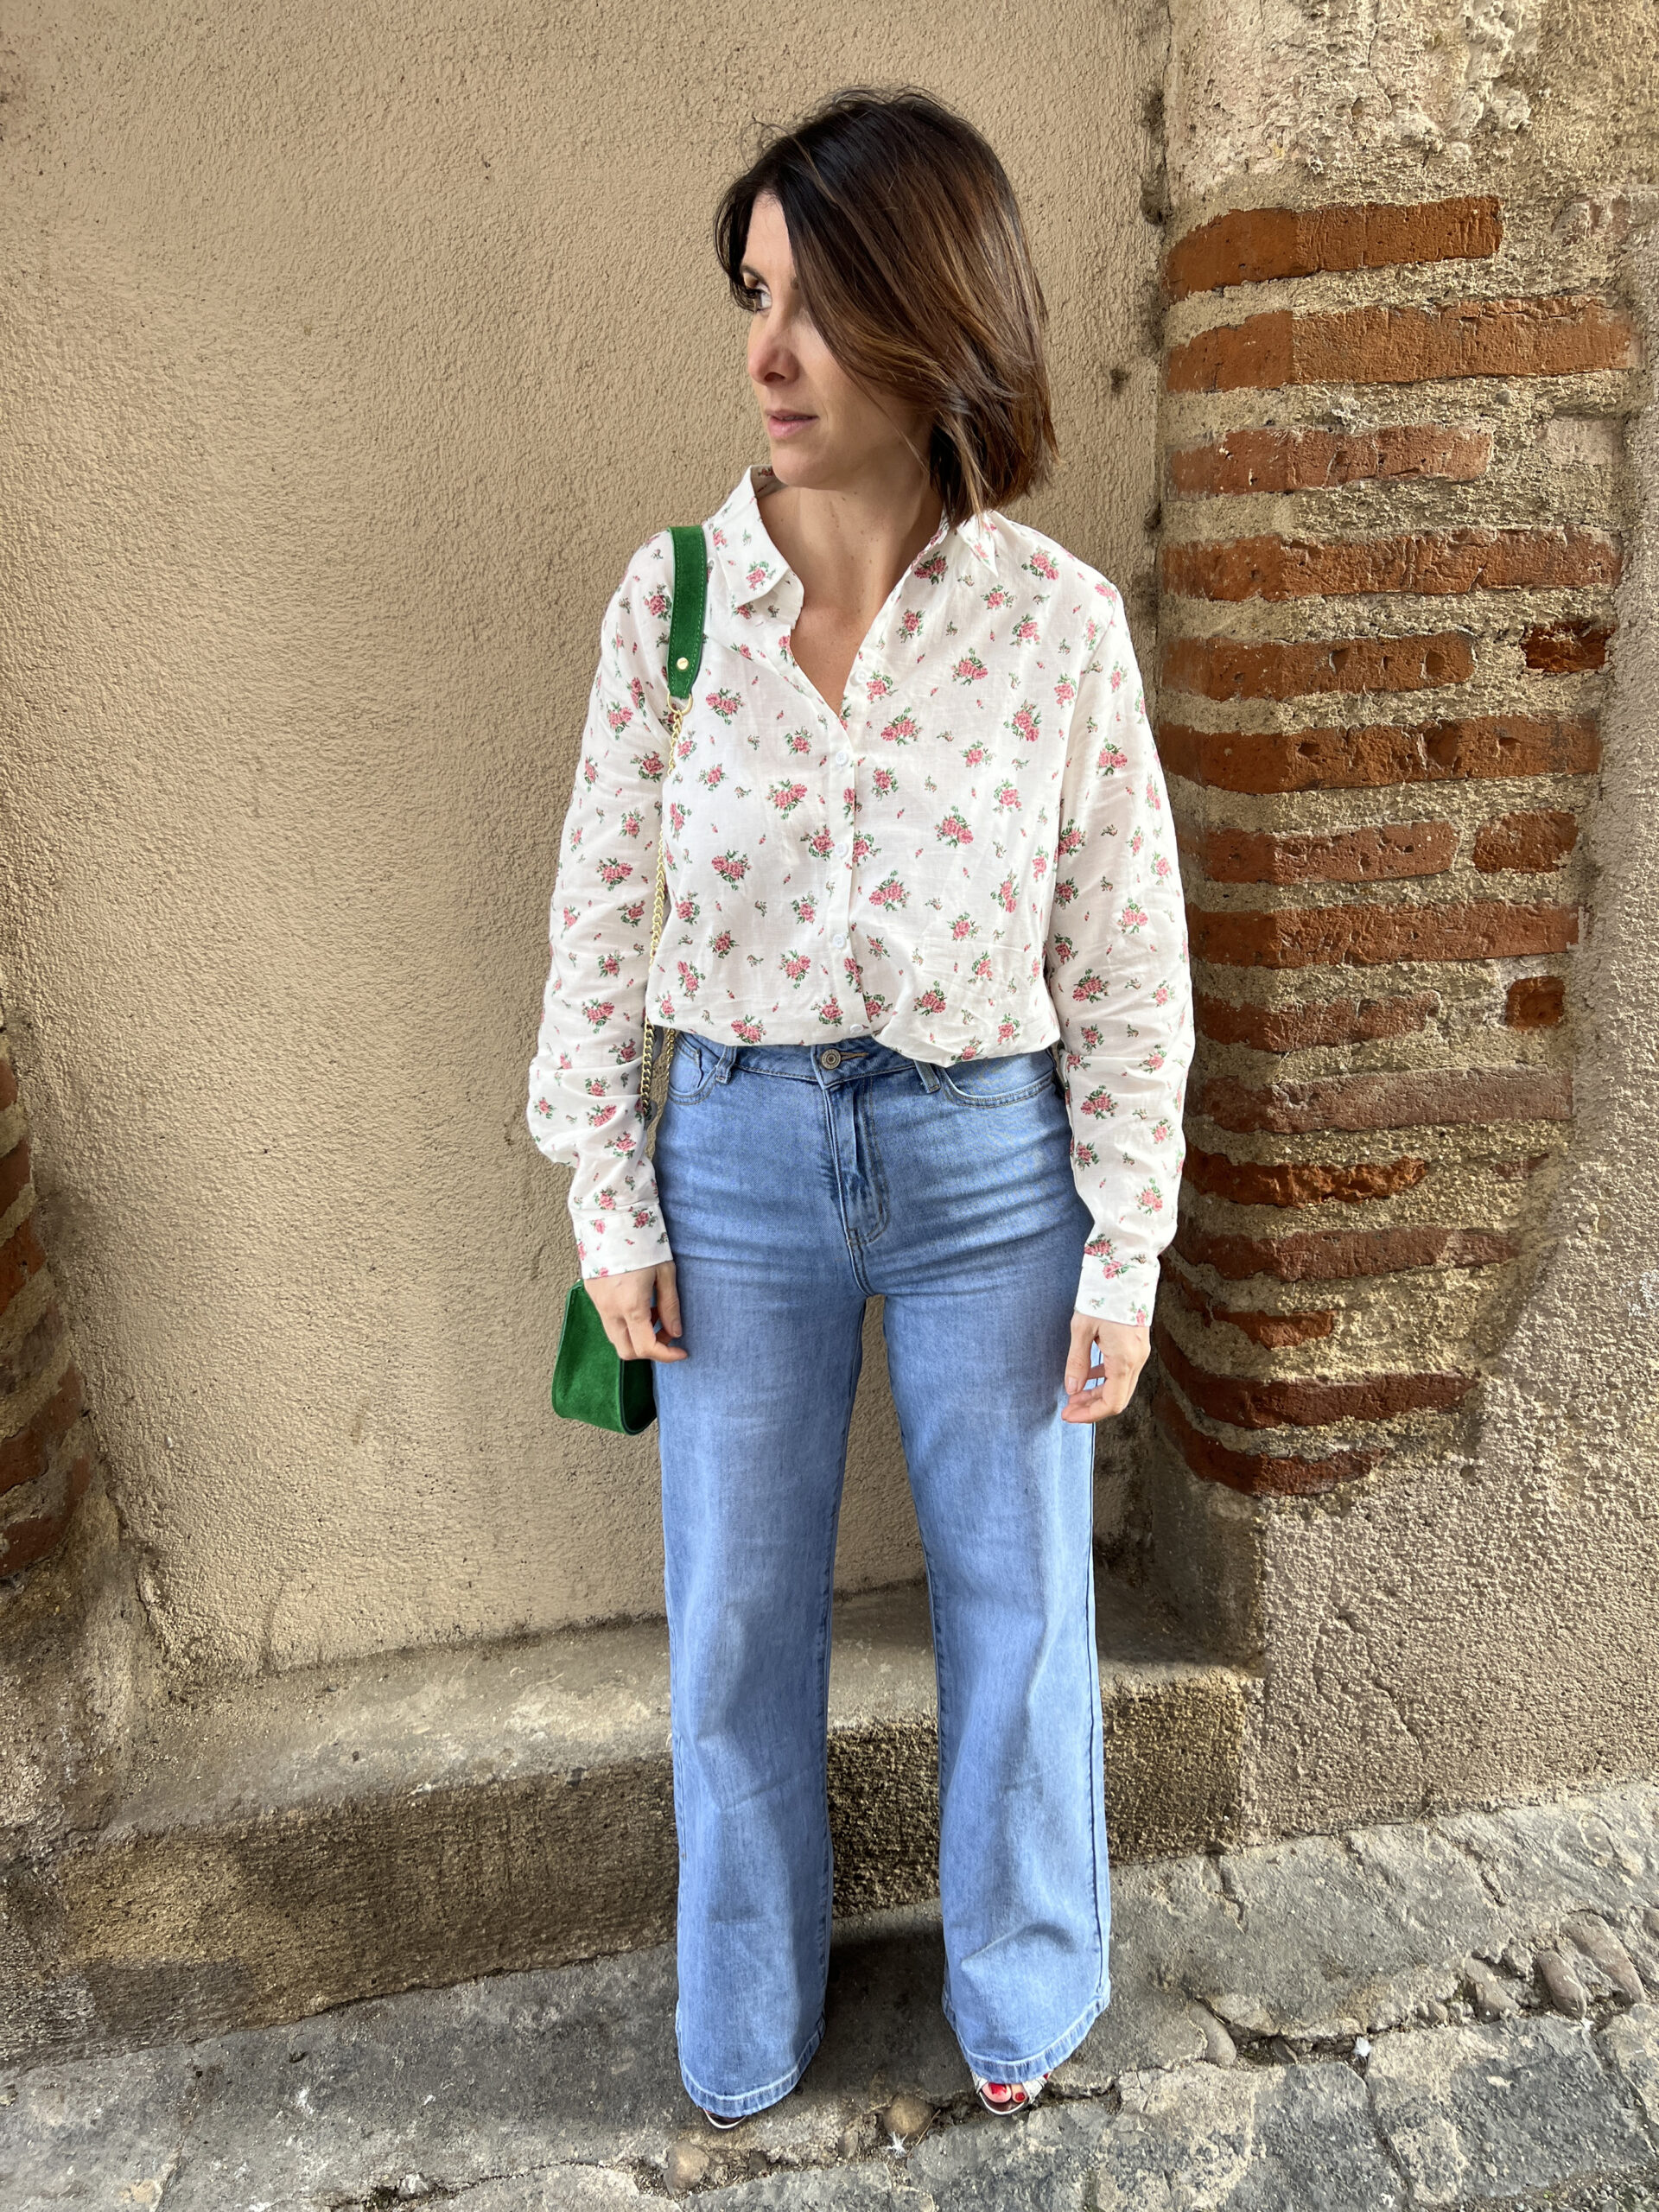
[1044,588,1194,1326]
[526,530,678,1279]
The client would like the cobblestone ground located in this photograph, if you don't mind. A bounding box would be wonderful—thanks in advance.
[7,1777,1659,2209]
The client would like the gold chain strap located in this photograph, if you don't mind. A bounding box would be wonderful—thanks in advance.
[638,695,686,1124]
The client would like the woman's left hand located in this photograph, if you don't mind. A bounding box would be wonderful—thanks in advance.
[1062,1313,1151,1423]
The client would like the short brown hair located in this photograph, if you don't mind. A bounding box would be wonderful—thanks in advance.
[715,88,1058,526]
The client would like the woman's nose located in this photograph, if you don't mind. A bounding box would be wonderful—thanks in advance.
[748,318,794,385]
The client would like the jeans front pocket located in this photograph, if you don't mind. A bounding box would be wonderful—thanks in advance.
[938,1046,1062,1109]
[664,1032,721,1104]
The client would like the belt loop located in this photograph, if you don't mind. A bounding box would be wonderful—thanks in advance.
[715,1040,737,1083]
[915,1058,941,1094]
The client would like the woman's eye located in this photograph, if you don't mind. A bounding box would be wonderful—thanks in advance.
[748,285,771,311]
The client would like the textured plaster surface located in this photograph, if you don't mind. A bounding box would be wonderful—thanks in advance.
[7,1776,1659,2207]
[0,2,1166,1677]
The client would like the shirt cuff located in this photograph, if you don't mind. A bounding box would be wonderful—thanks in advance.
[572,1201,673,1280]
[1074,1253,1156,1329]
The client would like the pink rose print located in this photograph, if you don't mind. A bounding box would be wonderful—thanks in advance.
[996,1018,1020,1044]
[869,874,909,908]
[850,831,876,864]
[950,912,975,940]
[995,874,1018,914]
[963,743,987,767]
[705,688,742,722]
[1080,1023,1103,1048]
[582,999,615,1027]
[913,551,947,583]
[746,563,769,588]
[632,1206,654,1228]
[598,951,620,977]
[698,763,725,789]
[1013,615,1039,645]
[1140,1046,1166,1073]
[712,929,734,956]
[1152,1117,1173,1143]
[676,893,700,923]
[785,731,812,754]
[1071,1140,1099,1168]
[606,702,632,732]
[1081,1087,1118,1119]
[1136,1182,1164,1214]
[598,858,633,887]
[880,711,918,744]
[768,779,807,815]
[871,766,896,796]
[670,801,687,836]
[677,959,704,995]
[1071,969,1107,1003]
[1057,819,1085,857]
[865,933,889,959]
[1050,935,1075,963]
[1154,982,1172,1006]
[620,810,643,837]
[1119,899,1149,932]
[585,1076,608,1096]
[1009,703,1041,743]
[983,586,1011,610]
[1146,776,1162,810]
[644,585,669,620]
[711,850,751,883]
[900,608,924,637]
[791,896,817,925]
[806,827,836,858]
[586,1101,618,1128]
[817,997,843,1025]
[970,952,993,983]
[952,652,988,684]
[1053,678,1076,706]
[1110,665,1127,691]
[1096,744,1128,775]
[866,672,894,701]
[620,898,646,925]
[1024,550,1059,582]
[613,1036,639,1063]
[633,749,665,781]
[994,781,1020,811]
[917,985,946,1014]
[710,526,728,548]
[1154,854,1173,880]
[582,757,598,786]
[936,810,973,847]
[1130,827,1145,855]
[732,1016,763,1044]
[781,951,813,985]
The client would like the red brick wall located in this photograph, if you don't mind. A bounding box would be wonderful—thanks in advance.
[1154,193,1637,1499]
[0,1022,93,1575]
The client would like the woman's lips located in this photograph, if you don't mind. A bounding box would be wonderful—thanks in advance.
[766,412,816,438]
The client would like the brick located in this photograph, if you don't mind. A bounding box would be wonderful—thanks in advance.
[0,1058,14,1115]
[1197,1065,1573,1134]
[0,1298,65,1398]
[1471,809,1579,873]
[1163,1266,1337,1346]
[1168,424,1492,497]
[1173,1217,1517,1280]
[1182,1142,1429,1206]
[1200,821,1455,885]
[0,1449,92,1575]
[1154,1317,1477,1430]
[1161,632,1474,702]
[1193,989,1440,1052]
[1493,1151,1553,1179]
[1523,618,1612,673]
[0,1363,84,1498]
[1163,527,1621,601]
[1154,1386,1382,1496]
[0,1137,31,1219]
[1188,897,1579,969]
[1163,197,1503,301]
[1159,711,1599,792]
[1506,975,1566,1027]
[0,1217,46,1319]
[1166,295,1641,394]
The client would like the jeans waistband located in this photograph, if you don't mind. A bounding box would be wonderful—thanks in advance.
[674,1031,1062,1095]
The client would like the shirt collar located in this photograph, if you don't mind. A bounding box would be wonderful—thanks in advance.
[709,464,998,612]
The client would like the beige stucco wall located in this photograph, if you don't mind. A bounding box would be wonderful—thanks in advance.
[0,1,1166,1679]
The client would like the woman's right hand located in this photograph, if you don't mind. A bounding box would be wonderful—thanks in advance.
[587,1262,687,1363]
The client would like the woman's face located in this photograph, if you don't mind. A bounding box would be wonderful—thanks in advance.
[741,193,932,496]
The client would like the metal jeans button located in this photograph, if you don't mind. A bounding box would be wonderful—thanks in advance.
[819,1047,842,1069]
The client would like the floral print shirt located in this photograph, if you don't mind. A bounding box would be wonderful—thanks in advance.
[528,465,1192,1325]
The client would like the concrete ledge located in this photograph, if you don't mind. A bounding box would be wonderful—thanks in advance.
[0,1568,1252,2065]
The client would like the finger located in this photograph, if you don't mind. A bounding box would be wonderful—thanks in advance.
[656,1265,683,1340]
[622,1307,662,1362]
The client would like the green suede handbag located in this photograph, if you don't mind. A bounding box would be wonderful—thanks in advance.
[550,522,708,1435]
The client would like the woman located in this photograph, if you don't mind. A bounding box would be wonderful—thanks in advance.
[528,87,1192,2127]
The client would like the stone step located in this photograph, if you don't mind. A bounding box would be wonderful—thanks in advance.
[0,1567,1253,2065]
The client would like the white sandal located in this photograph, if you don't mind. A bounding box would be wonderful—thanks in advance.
[972,2069,1051,2115]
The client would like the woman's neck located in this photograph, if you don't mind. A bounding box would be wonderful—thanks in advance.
[759,470,944,630]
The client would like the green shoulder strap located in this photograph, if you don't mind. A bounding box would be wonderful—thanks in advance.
[666,524,708,701]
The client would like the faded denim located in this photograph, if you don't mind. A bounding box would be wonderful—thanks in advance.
[652,1031,1112,2120]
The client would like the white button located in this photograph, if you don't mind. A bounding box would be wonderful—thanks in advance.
[832,931,847,948]
[836,749,850,766]
[837,841,850,858]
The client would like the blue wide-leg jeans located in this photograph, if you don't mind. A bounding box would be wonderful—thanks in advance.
[651,1031,1112,2120]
